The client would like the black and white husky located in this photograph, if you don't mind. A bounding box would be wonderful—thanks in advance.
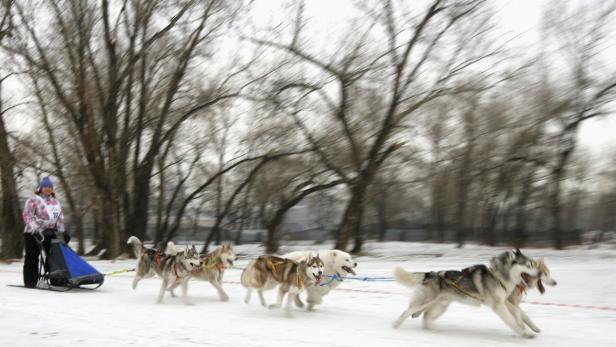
[393,249,540,338]
[127,236,201,304]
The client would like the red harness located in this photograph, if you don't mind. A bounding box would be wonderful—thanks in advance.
[154,252,182,280]
[155,254,162,270]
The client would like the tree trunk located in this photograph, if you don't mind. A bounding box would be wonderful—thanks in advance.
[98,195,121,259]
[376,197,388,242]
[234,187,252,246]
[513,169,534,248]
[72,212,85,255]
[335,184,366,253]
[455,160,471,247]
[265,205,288,254]
[86,205,103,256]
[431,172,448,242]
[482,203,497,246]
[128,163,152,246]
[550,168,564,250]
[0,115,24,259]
[265,222,280,254]
[550,132,575,250]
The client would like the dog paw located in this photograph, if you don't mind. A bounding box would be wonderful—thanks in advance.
[529,326,541,333]
[421,322,433,330]
[522,332,536,339]
[392,321,402,329]
[220,294,229,302]
[268,304,281,310]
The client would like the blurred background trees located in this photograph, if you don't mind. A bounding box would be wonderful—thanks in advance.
[0,0,615,258]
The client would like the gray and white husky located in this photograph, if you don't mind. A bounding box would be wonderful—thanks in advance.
[167,243,236,302]
[127,236,201,304]
[393,249,540,338]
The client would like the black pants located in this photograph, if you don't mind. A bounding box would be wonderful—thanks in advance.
[23,231,56,287]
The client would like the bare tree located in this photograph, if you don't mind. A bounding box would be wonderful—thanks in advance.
[249,0,503,252]
[0,73,24,259]
[541,1,616,249]
[4,0,246,258]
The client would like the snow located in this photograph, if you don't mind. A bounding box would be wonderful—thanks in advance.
[1,242,615,346]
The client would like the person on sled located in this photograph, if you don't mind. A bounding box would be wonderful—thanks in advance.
[22,176,70,288]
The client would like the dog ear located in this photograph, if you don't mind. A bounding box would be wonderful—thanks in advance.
[514,248,522,256]
[492,251,510,267]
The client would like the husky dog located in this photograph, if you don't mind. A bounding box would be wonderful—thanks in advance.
[241,253,324,317]
[508,258,557,333]
[283,249,357,311]
[393,249,539,338]
[168,244,236,302]
[127,236,201,304]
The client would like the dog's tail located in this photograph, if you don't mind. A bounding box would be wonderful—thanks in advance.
[393,266,425,287]
[127,236,144,258]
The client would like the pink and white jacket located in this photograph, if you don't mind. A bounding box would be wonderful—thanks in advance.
[22,194,65,234]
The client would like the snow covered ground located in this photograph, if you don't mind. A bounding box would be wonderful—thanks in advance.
[1,242,615,347]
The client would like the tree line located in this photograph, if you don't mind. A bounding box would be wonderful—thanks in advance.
[1,0,615,259]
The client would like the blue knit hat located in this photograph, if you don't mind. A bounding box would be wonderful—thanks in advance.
[39,176,54,190]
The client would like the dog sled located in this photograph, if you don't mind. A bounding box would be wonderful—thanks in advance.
[14,235,105,291]
[44,239,105,290]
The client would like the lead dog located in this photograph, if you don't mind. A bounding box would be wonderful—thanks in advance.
[127,236,201,304]
[167,244,236,302]
[241,253,324,317]
[283,249,357,311]
[410,256,558,334]
[393,249,539,338]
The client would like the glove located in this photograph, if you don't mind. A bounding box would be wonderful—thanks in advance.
[43,229,56,238]
[63,232,71,244]
[32,230,44,243]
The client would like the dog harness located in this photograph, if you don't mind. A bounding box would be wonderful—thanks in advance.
[151,251,185,281]
[263,257,305,288]
[200,252,226,271]
[438,273,483,301]
[266,258,286,276]
[435,264,507,301]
